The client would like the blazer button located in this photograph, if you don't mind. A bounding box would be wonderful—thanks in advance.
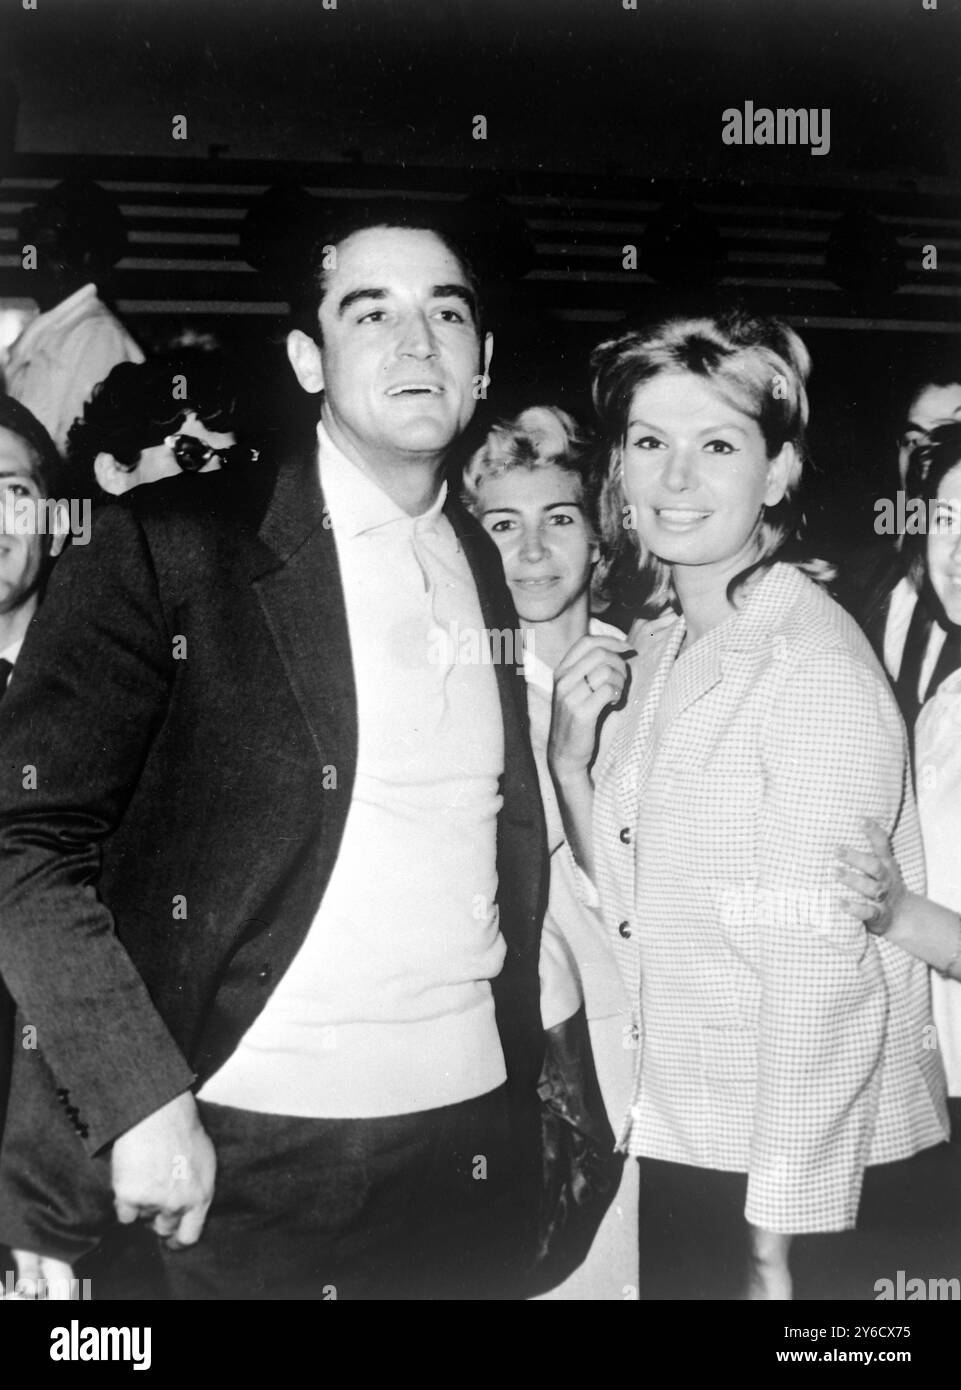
[619,827,632,845]
[618,921,632,939]
[256,962,273,985]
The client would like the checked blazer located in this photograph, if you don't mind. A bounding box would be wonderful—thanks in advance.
[592,562,948,1234]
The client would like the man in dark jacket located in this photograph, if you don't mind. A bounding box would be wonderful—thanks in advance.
[0,207,547,1300]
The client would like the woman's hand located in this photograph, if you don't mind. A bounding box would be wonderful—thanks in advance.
[836,818,906,936]
[548,633,633,784]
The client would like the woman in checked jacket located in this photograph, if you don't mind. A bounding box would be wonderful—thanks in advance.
[548,308,949,1299]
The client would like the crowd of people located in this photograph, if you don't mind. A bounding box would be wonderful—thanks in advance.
[0,181,958,1301]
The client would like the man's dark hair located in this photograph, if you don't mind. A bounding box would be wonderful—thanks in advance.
[65,352,241,501]
[0,394,64,496]
[18,177,129,275]
[287,199,484,344]
[899,341,961,421]
[903,420,961,599]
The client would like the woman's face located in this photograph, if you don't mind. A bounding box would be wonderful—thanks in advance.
[476,462,599,625]
[619,371,791,575]
[926,460,961,626]
[130,411,235,489]
[98,411,236,497]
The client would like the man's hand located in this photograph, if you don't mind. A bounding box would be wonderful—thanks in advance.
[110,1091,216,1250]
[4,1250,76,1299]
[744,1224,794,1300]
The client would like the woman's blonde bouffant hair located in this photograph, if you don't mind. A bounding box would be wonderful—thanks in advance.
[462,405,611,604]
[591,307,833,613]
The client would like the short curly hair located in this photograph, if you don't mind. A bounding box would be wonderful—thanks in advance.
[66,353,240,498]
[462,405,601,533]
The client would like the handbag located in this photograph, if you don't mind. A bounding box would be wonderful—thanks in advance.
[528,1005,625,1295]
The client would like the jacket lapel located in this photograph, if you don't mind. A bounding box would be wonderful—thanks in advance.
[445,497,530,743]
[613,564,805,819]
[445,496,548,958]
[251,441,357,782]
[649,630,725,739]
[249,462,544,960]
[613,617,685,822]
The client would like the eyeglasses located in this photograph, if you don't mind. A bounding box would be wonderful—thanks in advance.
[164,434,260,473]
[897,430,931,455]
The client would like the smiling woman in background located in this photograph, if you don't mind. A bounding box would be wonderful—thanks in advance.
[548,308,949,1300]
[463,405,638,1299]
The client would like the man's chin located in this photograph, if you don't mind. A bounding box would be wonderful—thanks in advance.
[382,421,463,457]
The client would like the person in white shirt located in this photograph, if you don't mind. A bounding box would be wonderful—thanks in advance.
[4,179,143,455]
[838,426,961,1101]
[0,206,549,1302]
[836,354,961,734]
[463,404,639,1298]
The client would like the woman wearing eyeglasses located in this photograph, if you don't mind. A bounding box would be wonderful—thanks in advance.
[65,353,257,500]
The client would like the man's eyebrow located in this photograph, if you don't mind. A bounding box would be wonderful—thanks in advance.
[335,283,476,319]
[336,287,388,318]
[431,284,476,317]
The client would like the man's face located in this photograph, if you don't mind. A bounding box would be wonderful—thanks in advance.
[899,383,961,485]
[287,227,491,470]
[0,427,49,615]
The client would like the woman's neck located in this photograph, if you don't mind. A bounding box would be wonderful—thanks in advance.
[672,546,763,644]
[522,594,591,671]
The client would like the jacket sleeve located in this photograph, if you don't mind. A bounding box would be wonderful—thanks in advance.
[746,644,917,1233]
[0,504,196,1155]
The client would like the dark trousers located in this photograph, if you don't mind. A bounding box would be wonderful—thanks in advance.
[159,1086,535,1301]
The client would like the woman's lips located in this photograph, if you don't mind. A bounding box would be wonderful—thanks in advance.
[653,507,712,530]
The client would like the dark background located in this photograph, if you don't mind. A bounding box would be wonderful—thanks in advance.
[1,0,959,554]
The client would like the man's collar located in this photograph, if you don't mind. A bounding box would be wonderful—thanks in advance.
[0,635,25,666]
[316,422,448,539]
